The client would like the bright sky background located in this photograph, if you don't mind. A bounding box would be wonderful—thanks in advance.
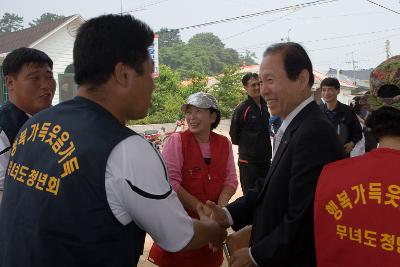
[2,0,400,72]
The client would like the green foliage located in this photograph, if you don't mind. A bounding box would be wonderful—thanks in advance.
[158,30,244,79]
[29,13,65,27]
[157,28,183,48]
[149,64,182,116]
[0,13,23,33]
[211,65,245,118]
[188,33,225,49]
[129,30,252,125]
[239,50,257,66]
[131,65,207,125]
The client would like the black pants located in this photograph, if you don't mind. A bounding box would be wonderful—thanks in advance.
[238,161,270,194]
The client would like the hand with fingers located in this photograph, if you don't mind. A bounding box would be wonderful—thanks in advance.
[228,248,256,267]
[204,200,230,228]
[196,202,213,220]
[196,202,227,251]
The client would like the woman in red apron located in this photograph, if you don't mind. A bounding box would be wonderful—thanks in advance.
[149,92,238,267]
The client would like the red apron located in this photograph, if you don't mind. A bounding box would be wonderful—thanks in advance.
[149,131,229,266]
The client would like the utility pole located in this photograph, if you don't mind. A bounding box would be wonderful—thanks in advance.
[385,40,391,59]
[280,28,291,42]
[345,52,359,85]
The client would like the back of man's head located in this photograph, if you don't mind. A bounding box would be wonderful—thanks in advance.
[263,42,314,88]
[3,47,53,77]
[242,72,258,86]
[73,14,154,88]
[320,77,340,90]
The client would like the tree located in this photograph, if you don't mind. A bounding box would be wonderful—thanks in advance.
[0,13,23,33]
[157,28,183,48]
[131,65,208,124]
[188,33,225,49]
[29,13,65,27]
[211,65,244,118]
[239,50,258,66]
[159,32,243,78]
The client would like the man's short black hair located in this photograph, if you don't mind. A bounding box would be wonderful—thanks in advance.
[73,14,154,87]
[320,77,340,90]
[366,106,400,139]
[263,42,314,88]
[2,47,53,76]
[242,72,259,86]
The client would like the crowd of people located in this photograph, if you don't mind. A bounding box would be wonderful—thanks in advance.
[0,13,399,267]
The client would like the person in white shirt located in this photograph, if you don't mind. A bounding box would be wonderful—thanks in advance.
[0,14,226,267]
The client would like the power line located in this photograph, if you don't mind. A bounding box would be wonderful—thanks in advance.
[121,0,170,14]
[222,10,298,41]
[308,33,400,52]
[234,26,400,51]
[221,10,388,42]
[173,0,340,31]
[365,0,400,15]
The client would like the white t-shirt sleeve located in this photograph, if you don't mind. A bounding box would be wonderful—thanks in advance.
[105,135,194,252]
[0,130,11,191]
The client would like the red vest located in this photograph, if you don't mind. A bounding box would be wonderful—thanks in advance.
[180,130,229,217]
[149,130,228,267]
[314,148,400,267]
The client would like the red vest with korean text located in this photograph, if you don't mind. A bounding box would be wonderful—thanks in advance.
[314,148,400,267]
[180,130,229,218]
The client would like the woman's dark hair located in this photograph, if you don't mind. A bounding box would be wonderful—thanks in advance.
[209,108,221,130]
[365,106,400,139]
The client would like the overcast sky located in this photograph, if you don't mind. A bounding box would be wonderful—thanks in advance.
[3,0,400,72]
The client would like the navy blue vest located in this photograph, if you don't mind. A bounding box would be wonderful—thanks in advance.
[0,101,29,155]
[0,96,145,267]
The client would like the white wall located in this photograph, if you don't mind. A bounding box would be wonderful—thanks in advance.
[338,87,354,105]
[33,19,81,105]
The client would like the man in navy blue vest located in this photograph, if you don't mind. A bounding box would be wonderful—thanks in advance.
[0,47,55,204]
[0,15,226,267]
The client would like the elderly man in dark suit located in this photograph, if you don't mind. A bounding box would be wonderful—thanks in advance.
[203,42,344,267]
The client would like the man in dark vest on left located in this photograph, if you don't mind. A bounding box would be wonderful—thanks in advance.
[0,14,227,267]
[0,47,56,205]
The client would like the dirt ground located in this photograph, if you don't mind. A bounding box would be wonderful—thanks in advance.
[131,121,243,267]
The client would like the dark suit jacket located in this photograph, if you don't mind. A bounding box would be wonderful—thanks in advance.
[226,101,344,267]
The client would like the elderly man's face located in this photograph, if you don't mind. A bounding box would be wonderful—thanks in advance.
[260,52,306,119]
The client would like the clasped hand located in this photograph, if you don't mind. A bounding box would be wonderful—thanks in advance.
[197,202,256,267]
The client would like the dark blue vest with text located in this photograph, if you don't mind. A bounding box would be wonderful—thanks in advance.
[0,96,145,267]
[0,101,29,154]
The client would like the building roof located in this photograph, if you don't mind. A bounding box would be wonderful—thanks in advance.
[239,65,358,89]
[314,69,357,88]
[326,68,373,81]
[0,15,75,54]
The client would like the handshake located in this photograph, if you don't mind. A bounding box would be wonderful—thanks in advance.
[195,200,230,251]
[194,201,252,266]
